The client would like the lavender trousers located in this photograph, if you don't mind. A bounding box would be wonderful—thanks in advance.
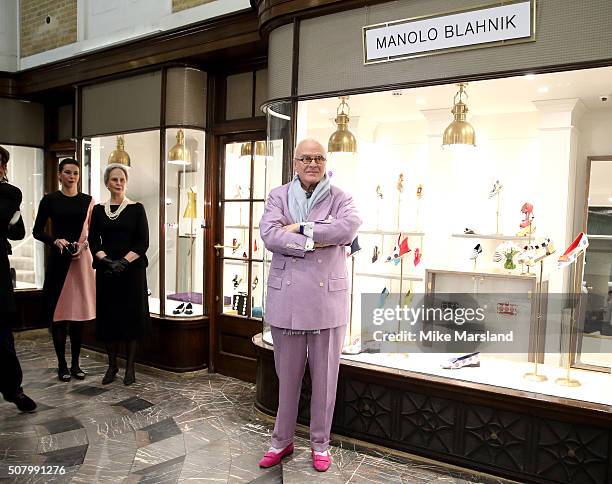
[270,324,347,452]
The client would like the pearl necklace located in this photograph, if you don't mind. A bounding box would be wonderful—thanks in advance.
[104,197,131,220]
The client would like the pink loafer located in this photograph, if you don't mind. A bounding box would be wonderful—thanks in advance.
[259,443,294,468]
[311,449,332,472]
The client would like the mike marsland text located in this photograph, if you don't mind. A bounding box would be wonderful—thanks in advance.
[372,330,514,343]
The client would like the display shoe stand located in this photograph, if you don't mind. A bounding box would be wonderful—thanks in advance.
[555,250,585,387]
[523,247,555,382]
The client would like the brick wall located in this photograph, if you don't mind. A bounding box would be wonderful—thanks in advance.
[20,0,77,57]
[172,0,216,13]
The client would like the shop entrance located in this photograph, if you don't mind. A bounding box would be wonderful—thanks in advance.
[213,135,268,381]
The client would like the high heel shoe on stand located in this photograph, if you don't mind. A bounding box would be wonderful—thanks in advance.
[488,180,503,199]
[184,302,193,315]
[469,244,482,260]
[173,303,185,315]
[413,248,421,266]
[517,202,536,236]
[558,232,589,269]
[519,202,534,228]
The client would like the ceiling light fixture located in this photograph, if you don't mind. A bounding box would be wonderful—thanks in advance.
[108,136,131,166]
[240,141,272,158]
[328,96,357,154]
[168,129,191,165]
[442,83,476,149]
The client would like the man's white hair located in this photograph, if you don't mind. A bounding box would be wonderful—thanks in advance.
[294,138,327,158]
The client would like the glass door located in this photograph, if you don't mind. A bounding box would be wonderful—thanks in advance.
[217,140,267,319]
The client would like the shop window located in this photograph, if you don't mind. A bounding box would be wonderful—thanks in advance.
[82,130,161,314]
[261,68,612,406]
[164,128,206,317]
[3,145,45,290]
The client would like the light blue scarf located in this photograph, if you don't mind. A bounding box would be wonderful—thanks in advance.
[288,173,331,223]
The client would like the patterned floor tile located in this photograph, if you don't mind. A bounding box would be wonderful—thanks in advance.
[0,330,509,484]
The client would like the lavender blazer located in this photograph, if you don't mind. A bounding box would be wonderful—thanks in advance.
[260,183,362,330]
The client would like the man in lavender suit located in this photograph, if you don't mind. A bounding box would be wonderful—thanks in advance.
[258,139,362,472]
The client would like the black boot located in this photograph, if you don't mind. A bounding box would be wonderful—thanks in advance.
[11,393,37,412]
[52,323,70,382]
[102,367,118,385]
[102,341,119,385]
[124,340,137,386]
[69,323,85,379]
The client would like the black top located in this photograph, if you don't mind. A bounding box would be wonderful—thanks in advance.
[1,182,25,313]
[88,203,149,265]
[0,182,25,255]
[33,191,92,246]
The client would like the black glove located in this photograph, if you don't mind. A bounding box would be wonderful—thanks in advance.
[98,257,115,270]
[113,258,129,274]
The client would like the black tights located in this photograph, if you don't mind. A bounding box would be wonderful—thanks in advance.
[51,322,83,370]
[106,340,137,375]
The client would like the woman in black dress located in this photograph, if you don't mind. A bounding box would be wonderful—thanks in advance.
[88,163,150,386]
[0,146,36,412]
[33,158,96,382]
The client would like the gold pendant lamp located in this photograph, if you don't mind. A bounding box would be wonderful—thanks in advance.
[328,96,357,154]
[108,136,131,166]
[442,83,476,148]
[168,129,191,165]
[240,141,269,158]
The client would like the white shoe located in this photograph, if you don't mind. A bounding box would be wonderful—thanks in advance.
[488,180,503,199]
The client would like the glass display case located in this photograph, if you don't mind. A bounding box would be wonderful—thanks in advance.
[261,101,291,340]
[164,128,205,317]
[3,144,45,290]
[82,128,206,317]
[261,67,612,407]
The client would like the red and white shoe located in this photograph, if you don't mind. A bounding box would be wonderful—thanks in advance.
[557,232,588,270]
[259,443,294,468]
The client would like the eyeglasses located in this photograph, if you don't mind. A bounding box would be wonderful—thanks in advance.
[295,155,326,166]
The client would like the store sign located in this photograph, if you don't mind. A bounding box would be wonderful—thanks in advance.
[363,0,535,64]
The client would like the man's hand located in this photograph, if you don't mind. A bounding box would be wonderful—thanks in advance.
[282,223,300,233]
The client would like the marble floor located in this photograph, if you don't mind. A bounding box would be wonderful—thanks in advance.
[0,330,511,483]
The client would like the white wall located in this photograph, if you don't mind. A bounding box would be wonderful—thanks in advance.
[16,0,251,71]
[0,0,18,71]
